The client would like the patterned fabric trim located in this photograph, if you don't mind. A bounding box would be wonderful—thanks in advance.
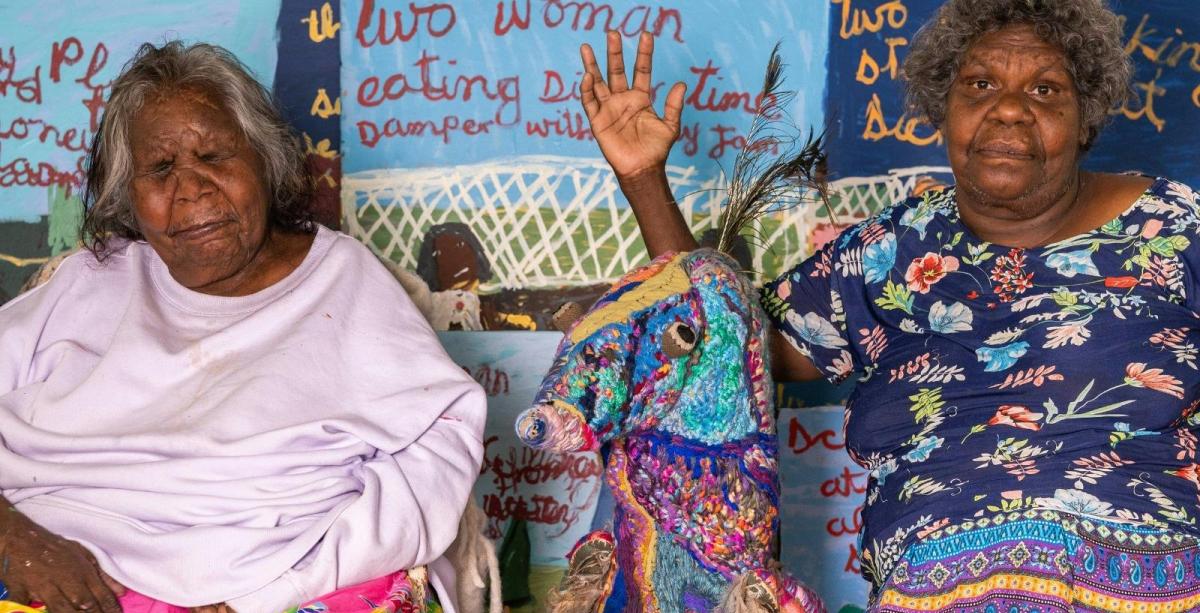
[873,511,1200,613]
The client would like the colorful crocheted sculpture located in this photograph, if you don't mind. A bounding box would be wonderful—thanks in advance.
[516,249,826,613]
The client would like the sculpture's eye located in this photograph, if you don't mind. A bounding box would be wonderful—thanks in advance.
[662,321,697,358]
[552,301,584,333]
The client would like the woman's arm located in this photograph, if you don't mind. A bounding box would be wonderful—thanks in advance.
[580,32,821,382]
[0,495,125,613]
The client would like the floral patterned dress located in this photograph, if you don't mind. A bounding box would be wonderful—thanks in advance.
[764,178,1200,612]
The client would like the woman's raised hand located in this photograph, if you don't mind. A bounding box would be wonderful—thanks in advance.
[580,31,686,180]
[0,507,125,612]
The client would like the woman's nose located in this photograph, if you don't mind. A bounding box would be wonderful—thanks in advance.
[172,166,215,203]
[988,90,1035,125]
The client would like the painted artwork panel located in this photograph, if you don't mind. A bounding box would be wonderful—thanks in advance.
[340,0,834,331]
[0,0,282,299]
[779,405,869,613]
[438,330,605,569]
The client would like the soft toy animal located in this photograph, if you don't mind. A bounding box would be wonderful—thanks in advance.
[516,248,825,613]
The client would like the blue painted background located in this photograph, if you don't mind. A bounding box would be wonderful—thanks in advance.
[340,0,830,174]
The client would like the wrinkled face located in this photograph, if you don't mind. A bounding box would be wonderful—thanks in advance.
[129,89,272,292]
[517,250,767,453]
[945,24,1083,216]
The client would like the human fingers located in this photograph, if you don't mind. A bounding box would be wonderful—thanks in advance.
[98,569,126,597]
[3,581,30,606]
[605,30,629,92]
[579,43,611,102]
[77,567,121,613]
[37,585,88,613]
[580,72,600,120]
[662,82,687,133]
[632,31,654,92]
[54,540,120,612]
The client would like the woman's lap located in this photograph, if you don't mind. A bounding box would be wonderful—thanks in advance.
[872,510,1200,612]
[0,567,434,613]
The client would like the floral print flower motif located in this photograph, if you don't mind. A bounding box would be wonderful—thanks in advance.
[1104,276,1138,288]
[990,248,1035,302]
[1034,489,1114,518]
[1125,362,1185,399]
[905,252,959,293]
[775,279,792,300]
[863,234,897,284]
[988,405,1043,431]
[872,457,899,487]
[1169,463,1200,488]
[903,436,944,463]
[827,349,855,380]
[860,223,887,245]
[1142,218,1164,239]
[975,341,1030,372]
[1045,249,1100,278]
[915,517,951,539]
[900,205,936,239]
[785,311,849,349]
[928,300,973,334]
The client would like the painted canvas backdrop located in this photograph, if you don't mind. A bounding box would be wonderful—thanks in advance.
[338,0,834,333]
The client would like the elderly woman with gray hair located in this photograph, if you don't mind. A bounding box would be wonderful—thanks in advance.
[0,42,485,613]
[579,0,1200,610]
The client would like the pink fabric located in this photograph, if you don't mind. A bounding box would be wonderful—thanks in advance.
[116,591,187,613]
[114,569,420,612]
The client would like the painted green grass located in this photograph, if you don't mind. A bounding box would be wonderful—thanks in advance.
[350,186,885,286]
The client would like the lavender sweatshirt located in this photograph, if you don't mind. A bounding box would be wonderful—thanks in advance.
[0,227,486,610]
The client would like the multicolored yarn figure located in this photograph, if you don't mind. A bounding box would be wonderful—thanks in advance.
[517,43,828,613]
[516,249,826,613]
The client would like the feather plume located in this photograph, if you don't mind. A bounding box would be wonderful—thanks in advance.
[715,44,829,261]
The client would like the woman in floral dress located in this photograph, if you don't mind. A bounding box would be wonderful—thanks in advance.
[572,0,1200,610]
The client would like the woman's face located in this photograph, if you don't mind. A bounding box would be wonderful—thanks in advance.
[944,24,1084,216]
[128,90,271,292]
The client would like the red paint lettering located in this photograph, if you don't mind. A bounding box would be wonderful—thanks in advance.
[525,108,591,140]
[819,466,868,498]
[355,0,457,47]
[50,37,84,83]
[825,505,863,537]
[0,47,43,104]
[540,1,683,42]
[787,419,845,454]
[494,0,532,35]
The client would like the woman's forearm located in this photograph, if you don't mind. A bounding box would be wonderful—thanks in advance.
[617,167,698,257]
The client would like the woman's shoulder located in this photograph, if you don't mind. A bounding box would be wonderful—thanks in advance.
[826,187,955,253]
[1138,175,1199,209]
[314,227,434,314]
[11,240,139,299]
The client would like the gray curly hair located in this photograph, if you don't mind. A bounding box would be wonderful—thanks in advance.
[82,41,313,256]
[903,0,1132,150]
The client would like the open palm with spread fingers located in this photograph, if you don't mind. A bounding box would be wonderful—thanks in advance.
[580,30,686,179]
